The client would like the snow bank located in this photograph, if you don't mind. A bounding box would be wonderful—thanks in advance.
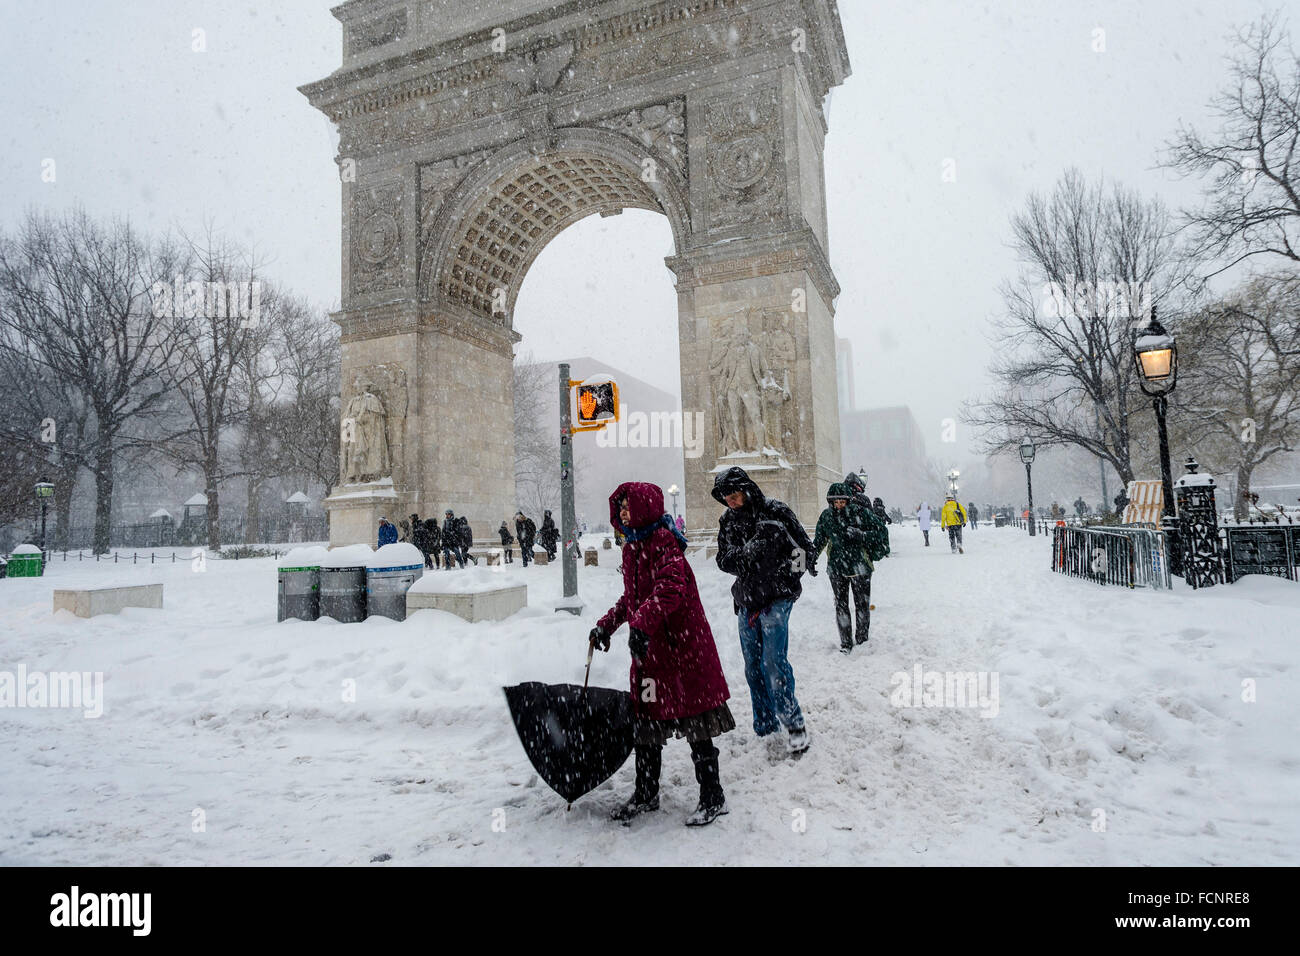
[366,543,424,570]
[276,546,328,569]
[319,544,373,568]
[409,566,526,594]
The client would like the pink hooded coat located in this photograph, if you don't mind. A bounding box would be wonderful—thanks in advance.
[596,482,730,721]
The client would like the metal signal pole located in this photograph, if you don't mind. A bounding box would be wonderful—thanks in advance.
[557,363,581,615]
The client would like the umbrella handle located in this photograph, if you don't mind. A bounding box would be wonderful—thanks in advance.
[583,640,594,690]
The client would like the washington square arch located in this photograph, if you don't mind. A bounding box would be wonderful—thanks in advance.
[301,0,851,545]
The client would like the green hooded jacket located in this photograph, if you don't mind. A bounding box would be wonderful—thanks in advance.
[812,482,887,577]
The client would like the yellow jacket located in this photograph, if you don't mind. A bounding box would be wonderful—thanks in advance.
[939,500,967,528]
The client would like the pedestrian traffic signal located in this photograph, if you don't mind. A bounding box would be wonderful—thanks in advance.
[574,379,619,429]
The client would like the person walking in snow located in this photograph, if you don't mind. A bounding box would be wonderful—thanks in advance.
[498,521,514,563]
[812,483,887,652]
[412,514,433,568]
[514,511,536,567]
[538,510,559,561]
[675,514,686,535]
[377,516,398,548]
[424,517,442,569]
[457,515,478,565]
[940,496,967,553]
[589,482,734,827]
[844,471,872,512]
[967,503,979,530]
[712,466,816,755]
[916,502,932,546]
[442,510,463,568]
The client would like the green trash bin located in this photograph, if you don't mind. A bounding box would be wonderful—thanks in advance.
[7,544,44,577]
[277,546,325,622]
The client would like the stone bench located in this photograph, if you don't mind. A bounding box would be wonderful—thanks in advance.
[53,583,164,618]
[407,584,527,623]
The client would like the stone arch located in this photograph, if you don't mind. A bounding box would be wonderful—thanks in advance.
[303,0,851,545]
[419,127,692,326]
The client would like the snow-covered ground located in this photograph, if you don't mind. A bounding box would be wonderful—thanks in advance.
[1,525,1296,865]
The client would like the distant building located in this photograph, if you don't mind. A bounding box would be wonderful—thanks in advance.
[840,405,934,506]
[836,337,855,412]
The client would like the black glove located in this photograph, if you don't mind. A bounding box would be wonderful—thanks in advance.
[844,527,867,543]
[628,626,651,659]
[806,559,818,577]
[589,625,610,652]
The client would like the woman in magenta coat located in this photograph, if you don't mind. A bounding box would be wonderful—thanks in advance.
[588,481,734,826]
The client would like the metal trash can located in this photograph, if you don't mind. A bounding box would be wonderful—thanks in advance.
[994,515,1007,528]
[319,544,374,623]
[277,546,324,622]
[365,543,425,621]
[320,565,367,622]
[7,545,43,577]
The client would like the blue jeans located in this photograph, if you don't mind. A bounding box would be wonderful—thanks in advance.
[736,599,804,736]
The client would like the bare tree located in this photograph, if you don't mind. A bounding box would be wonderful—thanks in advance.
[265,296,341,496]
[0,209,177,553]
[514,353,559,519]
[1166,14,1300,275]
[152,229,266,551]
[1175,277,1300,517]
[964,170,1192,486]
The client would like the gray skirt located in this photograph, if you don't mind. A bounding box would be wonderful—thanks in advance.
[634,703,736,746]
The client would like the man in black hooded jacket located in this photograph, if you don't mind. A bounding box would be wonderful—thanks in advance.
[712,466,816,755]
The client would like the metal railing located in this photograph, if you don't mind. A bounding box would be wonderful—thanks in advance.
[1051,525,1172,590]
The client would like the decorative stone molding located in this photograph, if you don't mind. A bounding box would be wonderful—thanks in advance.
[666,228,840,308]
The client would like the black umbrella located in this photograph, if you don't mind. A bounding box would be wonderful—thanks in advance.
[503,644,634,806]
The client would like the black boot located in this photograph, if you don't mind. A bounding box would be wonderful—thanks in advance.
[611,744,661,823]
[686,739,728,826]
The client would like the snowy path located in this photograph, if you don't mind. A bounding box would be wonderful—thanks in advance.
[1,526,1295,865]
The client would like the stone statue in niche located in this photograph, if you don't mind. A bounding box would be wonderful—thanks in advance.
[340,375,391,483]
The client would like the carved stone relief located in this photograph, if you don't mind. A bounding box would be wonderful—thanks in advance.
[705,86,786,232]
[351,182,405,297]
[594,98,686,177]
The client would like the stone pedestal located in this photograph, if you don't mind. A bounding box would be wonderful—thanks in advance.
[408,584,528,623]
[323,479,399,548]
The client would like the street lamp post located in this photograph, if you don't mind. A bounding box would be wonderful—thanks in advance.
[34,479,54,553]
[668,484,680,521]
[1019,438,1036,536]
[946,469,960,497]
[1133,308,1180,575]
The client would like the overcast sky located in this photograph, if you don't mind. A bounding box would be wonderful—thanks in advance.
[0,0,1280,462]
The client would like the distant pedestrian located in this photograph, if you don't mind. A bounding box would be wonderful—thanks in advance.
[412,515,434,568]
[967,503,979,529]
[675,514,686,535]
[812,483,887,652]
[424,517,441,569]
[844,472,872,512]
[940,496,967,553]
[872,496,892,526]
[712,466,815,755]
[589,482,734,827]
[442,510,462,568]
[515,511,536,567]
[538,510,559,561]
[458,516,478,565]
[377,516,398,548]
[916,502,932,546]
[498,521,514,563]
